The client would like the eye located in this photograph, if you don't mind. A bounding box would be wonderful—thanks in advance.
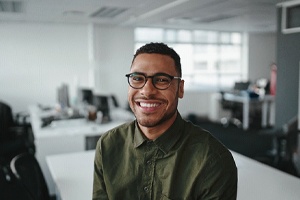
[131,75,145,82]
[154,76,171,84]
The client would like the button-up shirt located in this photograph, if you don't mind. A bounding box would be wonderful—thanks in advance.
[93,113,237,200]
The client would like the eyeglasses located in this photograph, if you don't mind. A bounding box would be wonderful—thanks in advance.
[125,72,181,90]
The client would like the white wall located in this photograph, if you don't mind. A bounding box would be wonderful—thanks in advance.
[178,91,211,118]
[0,23,277,119]
[248,32,277,82]
[92,25,134,108]
[0,23,90,113]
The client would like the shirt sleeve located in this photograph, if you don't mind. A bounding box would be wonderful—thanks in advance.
[92,139,109,200]
[198,150,238,200]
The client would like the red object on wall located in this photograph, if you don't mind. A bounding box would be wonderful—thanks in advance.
[270,63,277,96]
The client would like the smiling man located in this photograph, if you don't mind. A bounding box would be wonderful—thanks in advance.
[93,42,237,200]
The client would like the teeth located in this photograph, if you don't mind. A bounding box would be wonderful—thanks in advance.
[140,102,159,108]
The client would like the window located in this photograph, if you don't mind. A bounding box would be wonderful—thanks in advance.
[134,28,246,91]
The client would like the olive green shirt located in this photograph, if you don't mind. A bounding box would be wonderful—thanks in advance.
[93,114,237,200]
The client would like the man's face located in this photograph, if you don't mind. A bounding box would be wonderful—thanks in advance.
[128,53,184,128]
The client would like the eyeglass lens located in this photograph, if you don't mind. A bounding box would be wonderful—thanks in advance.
[128,74,173,90]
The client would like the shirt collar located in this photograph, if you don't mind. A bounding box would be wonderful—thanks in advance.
[133,121,147,148]
[133,112,184,154]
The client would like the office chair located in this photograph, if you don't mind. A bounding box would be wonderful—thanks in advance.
[10,152,50,200]
[276,116,299,176]
[0,101,35,162]
[0,161,34,200]
[255,116,299,177]
[0,100,14,132]
[219,81,251,128]
[219,91,243,128]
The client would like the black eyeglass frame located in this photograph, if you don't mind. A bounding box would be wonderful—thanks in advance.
[125,72,181,90]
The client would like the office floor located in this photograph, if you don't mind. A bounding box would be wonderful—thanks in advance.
[186,114,300,178]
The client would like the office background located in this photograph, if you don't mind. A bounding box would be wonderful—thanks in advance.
[0,23,276,119]
[1,1,300,198]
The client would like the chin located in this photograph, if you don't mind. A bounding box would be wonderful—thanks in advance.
[136,117,159,127]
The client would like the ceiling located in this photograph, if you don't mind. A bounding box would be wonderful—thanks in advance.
[0,0,289,33]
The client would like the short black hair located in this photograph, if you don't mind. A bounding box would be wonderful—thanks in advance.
[132,42,182,77]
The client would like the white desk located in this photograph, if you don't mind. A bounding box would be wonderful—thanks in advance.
[47,150,300,200]
[47,151,95,200]
[29,105,134,195]
[223,93,275,130]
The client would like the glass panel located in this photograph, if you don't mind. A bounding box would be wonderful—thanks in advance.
[172,43,194,74]
[194,44,219,72]
[220,32,231,43]
[177,30,192,42]
[219,74,242,89]
[219,45,241,72]
[231,33,241,44]
[220,45,241,60]
[194,30,207,43]
[194,30,218,43]
[134,27,244,90]
[165,29,177,42]
[219,60,240,72]
[190,74,219,88]
[194,61,208,71]
[207,31,219,43]
[135,28,163,42]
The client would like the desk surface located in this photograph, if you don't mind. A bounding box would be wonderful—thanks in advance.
[46,150,300,200]
[223,93,275,103]
[222,93,275,129]
[29,105,134,138]
[47,151,95,200]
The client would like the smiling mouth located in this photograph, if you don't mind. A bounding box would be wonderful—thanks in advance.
[139,102,160,108]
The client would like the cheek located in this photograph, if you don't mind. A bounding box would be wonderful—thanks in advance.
[164,89,179,103]
[127,89,136,103]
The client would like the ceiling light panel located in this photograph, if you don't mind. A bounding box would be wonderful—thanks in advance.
[90,6,127,18]
[0,1,23,12]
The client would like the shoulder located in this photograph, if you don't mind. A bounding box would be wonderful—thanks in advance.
[101,120,135,139]
[181,120,234,161]
[95,121,138,165]
[97,121,136,150]
[182,120,220,146]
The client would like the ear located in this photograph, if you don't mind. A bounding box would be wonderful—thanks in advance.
[178,80,184,99]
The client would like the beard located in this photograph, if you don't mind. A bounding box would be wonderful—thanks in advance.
[136,108,177,128]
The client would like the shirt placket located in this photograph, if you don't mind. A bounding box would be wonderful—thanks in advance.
[140,141,157,200]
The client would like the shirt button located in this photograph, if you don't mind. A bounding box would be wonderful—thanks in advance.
[144,187,149,192]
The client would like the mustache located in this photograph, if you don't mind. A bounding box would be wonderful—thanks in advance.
[134,96,164,101]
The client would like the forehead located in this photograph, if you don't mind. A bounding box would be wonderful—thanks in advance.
[131,53,176,74]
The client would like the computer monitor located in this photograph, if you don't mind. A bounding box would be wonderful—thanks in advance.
[233,81,250,91]
[78,89,93,105]
[57,84,70,108]
[92,95,110,122]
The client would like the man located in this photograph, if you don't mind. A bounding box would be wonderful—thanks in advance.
[93,42,237,199]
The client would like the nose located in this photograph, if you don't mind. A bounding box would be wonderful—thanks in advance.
[140,77,157,96]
